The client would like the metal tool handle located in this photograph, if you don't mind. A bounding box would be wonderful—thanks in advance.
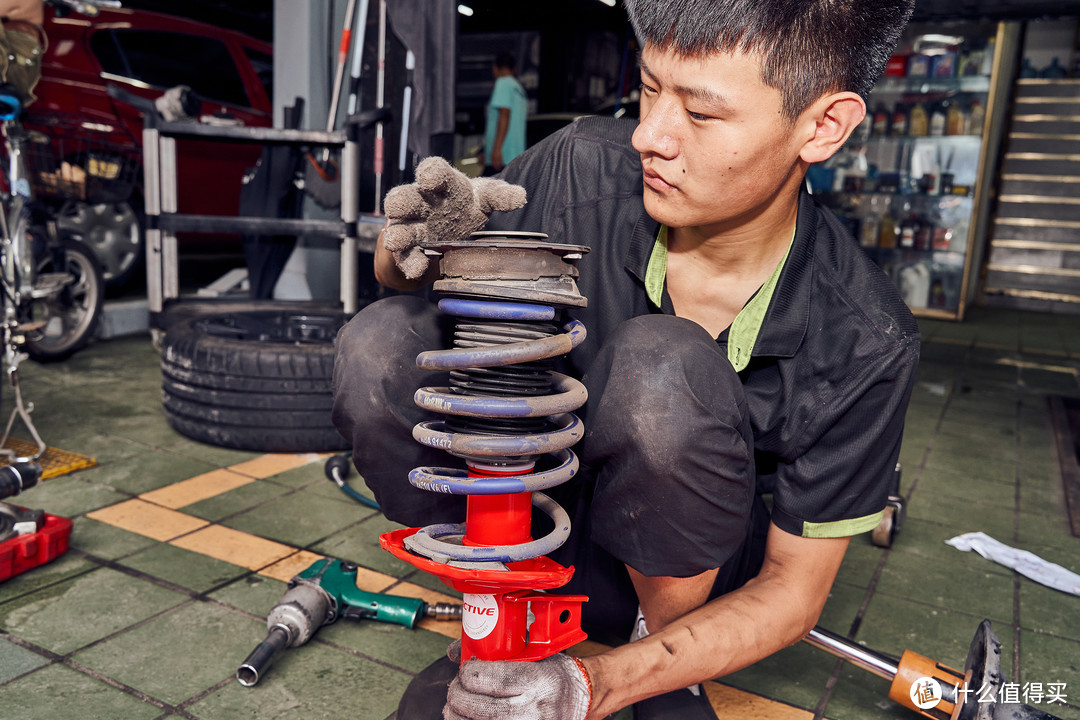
[236,625,290,687]
[0,462,40,501]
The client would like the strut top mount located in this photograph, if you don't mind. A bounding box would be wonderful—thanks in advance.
[422,231,590,308]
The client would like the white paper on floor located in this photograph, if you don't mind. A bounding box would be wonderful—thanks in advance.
[945,531,1080,596]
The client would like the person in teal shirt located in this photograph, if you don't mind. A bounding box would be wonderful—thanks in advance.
[482,52,527,175]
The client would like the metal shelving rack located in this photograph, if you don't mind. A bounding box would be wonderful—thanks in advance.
[141,115,383,334]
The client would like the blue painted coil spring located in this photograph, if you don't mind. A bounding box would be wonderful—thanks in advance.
[403,297,587,565]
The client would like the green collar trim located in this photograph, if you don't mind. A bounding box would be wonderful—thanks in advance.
[644,225,796,372]
[645,225,669,307]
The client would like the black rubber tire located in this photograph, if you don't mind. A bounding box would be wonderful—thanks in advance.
[25,236,105,362]
[160,309,351,452]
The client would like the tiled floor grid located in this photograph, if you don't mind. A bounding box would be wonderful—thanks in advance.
[0,304,1078,719]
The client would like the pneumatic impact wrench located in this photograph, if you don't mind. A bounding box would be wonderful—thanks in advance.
[236,557,461,686]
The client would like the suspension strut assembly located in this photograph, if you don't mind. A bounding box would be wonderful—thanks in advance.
[381,231,591,663]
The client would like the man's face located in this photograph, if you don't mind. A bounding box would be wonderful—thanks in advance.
[632,43,806,233]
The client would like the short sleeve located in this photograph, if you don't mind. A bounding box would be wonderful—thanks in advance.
[767,336,919,538]
[490,77,514,109]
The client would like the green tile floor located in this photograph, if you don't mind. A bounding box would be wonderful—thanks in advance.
[1,304,1079,719]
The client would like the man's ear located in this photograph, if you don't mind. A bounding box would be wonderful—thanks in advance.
[798,92,866,165]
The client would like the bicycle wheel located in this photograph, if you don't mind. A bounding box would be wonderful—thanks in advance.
[24,236,105,361]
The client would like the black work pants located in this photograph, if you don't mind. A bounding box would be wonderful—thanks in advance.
[331,296,768,644]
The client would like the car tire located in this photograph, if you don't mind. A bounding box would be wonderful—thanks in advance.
[25,236,106,362]
[55,195,144,292]
[160,308,351,453]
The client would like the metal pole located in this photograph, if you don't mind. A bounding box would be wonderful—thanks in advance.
[142,126,162,315]
[340,123,360,314]
[347,0,371,116]
[159,136,179,303]
[326,0,359,136]
[803,626,899,681]
[373,0,386,215]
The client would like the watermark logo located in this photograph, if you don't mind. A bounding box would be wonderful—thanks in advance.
[912,678,1068,709]
[911,677,945,709]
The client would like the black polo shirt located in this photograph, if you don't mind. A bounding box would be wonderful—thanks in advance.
[486,116,920,539]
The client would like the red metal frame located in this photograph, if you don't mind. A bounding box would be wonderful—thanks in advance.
[381,464,587,662]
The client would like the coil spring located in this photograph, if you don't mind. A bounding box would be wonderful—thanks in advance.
[403,296,587,565]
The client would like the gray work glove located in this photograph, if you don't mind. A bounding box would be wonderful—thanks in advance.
[382,156,527,280]
[443,641,592,720]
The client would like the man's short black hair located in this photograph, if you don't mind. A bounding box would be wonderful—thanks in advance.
[494,51,516,71]
[624,0,915,122]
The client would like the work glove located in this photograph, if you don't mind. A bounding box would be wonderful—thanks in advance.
[382,156,527,280]
[443,641,592,720]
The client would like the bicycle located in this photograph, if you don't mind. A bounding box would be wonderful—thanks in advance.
[0,75,109,459]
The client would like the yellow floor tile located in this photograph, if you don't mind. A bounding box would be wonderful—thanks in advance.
[170,524,296,570]
[259,551,326,583]
[351,566,401,595]
[229,453,321,479]
[705,681,820,719]
[87,499,209,541]
[418,618,462,640]
[139,468,255,509]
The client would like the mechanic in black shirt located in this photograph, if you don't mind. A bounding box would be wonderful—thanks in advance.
[332,1,919,718]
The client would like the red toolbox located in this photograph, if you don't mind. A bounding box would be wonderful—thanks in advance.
[0,509,73,582]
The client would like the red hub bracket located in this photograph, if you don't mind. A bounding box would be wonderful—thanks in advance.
[0,510,73,583]
[382,527,587,661]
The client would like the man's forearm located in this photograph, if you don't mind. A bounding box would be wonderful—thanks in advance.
[581,530,849,717]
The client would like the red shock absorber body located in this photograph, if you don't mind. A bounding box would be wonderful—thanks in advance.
[380,231,590,663]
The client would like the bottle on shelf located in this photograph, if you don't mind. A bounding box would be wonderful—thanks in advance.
[968,100,985,136]
[872,103,890,136]
[909,101,929,137]
[860,206,880,248]
[853,112,873,144]
[929,101,947,137]
[898,263,931,308]
[959,40,984,77]
[980,37,995,76]
[899,209,918,249]
[915,216,934,250]
[932,225,954,251]
[890,103,909,137]
[929,278,947,308]
[1041,57,1067,78]
[907,52,931,77]
[946,100,966,136]
[879,205,898,249]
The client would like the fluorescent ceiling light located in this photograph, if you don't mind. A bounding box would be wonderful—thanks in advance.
[458,4,473,15]
[598,0,616,5]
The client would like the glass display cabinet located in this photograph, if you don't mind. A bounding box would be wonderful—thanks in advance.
[807,20,1021,319]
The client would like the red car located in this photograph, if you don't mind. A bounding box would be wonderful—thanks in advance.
[28,3,273,289]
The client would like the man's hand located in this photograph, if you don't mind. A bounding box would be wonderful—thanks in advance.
[443,649,592,720]
[382,156,526,280]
